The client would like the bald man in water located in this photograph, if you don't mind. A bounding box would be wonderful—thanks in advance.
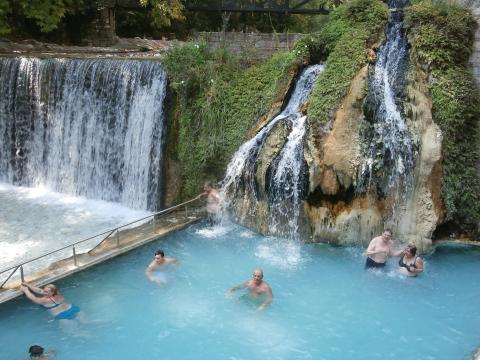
[225,268,273,311]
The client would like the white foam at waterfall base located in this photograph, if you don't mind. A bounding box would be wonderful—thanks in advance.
[0,58,167,211]
[0,183,151,272]
[254,236,306,270]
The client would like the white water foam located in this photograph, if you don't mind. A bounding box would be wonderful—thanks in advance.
[0,183,151,272]
[254,237,305,270]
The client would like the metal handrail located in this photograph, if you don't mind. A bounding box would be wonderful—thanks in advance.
[0,196,202,286]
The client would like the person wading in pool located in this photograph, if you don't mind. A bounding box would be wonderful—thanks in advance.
[197,181,221,226]
[145,249,177,285]
[20,283,80,320]
[398,244,424,276]
[365,229,404,268]
[225,268,273,311]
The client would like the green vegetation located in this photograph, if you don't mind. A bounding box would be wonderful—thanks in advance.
[406,0,480,229]
[162,42,304,198]
[162,0,390,199]
[306,0,389,124]
[0,0,185,42]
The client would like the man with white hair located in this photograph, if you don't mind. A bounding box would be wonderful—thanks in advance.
[225,268,273,311]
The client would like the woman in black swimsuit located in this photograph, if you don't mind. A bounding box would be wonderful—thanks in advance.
[398,244,424,276]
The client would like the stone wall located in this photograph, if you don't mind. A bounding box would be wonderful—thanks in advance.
[196,32,304,60]
[84,8,117,47]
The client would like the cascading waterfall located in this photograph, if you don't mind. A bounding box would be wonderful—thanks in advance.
[359,0,415,196]
[221,64,324,237]
[266,115,309,238]
[0,57,167,211]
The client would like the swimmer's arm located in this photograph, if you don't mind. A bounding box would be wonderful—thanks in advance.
[410,257,424,274]
[20,286,48,305]
[144,265,157,283]
[196,192,207,199]
[389,247,405,257]
[225,282,247,295]
[21,282,44,295]
[257,288,273,312]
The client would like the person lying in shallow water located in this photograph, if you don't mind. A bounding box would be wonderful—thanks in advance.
[225,268,273,312]
[398,244,424,276]
[21,283,80,320]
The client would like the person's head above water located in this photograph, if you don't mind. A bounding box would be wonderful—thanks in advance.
[154,250,165,262]
[381,229,393,242]
[204,181,214,192]
[29,345,44,357]
[252,268,264,284]
[406,244,417,256]
[43,284,58,297]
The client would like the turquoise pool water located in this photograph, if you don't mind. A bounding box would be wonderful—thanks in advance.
[1,222,479,359]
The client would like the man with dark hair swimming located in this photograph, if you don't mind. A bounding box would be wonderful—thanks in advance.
[28,345,55,359]
[145,249,177,285]
[225,268,273,312]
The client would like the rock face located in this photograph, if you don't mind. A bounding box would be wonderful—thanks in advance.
[306,62,443,250]
[230,59,445,250]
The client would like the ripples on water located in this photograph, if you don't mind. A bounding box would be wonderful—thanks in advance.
[0,222,479,360]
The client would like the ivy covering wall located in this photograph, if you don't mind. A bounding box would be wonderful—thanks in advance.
[406,0,480,230]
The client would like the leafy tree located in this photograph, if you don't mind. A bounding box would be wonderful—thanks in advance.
[0,0,10,35]
[18,0,69,33]
[140,0,185,28]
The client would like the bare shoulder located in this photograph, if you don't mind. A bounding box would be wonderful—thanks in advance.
[165,257,177,263]
[262,281,272,291]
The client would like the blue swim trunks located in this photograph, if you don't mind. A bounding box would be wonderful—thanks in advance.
[55,305,80,320]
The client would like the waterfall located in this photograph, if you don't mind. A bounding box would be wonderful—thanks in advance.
[267,115,309,238]
[0,57,167,211]
[359,0,415,196]
[222,64,324,237]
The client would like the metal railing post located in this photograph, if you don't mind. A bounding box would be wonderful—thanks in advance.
[73,246,77,266]
[185,205,188,217]
[116,230,120,247]
[152,216,156,232]
[20,266,24,283]
[0,266,19,288]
